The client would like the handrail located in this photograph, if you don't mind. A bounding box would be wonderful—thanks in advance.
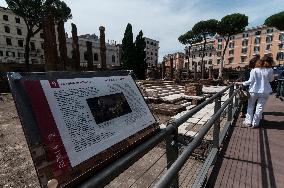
[80,83,236,188]
[154,88,239,188]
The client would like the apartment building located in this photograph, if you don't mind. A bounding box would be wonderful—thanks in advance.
[0,6,121,69]
[185,39,216,72]
[0,6,44,64]
[144,37,159,67]
[185,25,284,71]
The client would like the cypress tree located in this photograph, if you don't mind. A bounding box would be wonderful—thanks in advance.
[122,23,135,71]
[135,30,147,79]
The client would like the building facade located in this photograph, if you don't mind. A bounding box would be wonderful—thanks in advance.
[66,34,121,69]
[0,6,44,65]
[185,39,216,72]
[214,25,284,69]
[185,25,284,71]
[0,6,121,69]
[144,37,159,67]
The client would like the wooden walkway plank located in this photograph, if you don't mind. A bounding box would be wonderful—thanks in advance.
[207,95,284,188]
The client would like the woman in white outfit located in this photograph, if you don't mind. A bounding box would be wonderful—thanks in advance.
[242,55,274,128]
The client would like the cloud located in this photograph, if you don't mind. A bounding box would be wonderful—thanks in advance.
[1,0,283,61]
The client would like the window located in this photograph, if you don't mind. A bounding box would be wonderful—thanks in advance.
[228,58,234,64]
[15,17,20,23]
[94,53,98,61]
[30,42,36,51]
[150,42,153,45]
[279,34,284,41]
[17,28,22,35]
[241,57,246,63]
[41,43,44,49]
[241,48,247,53]
[217,52,221,57]
[217,59,221,64]
[229,36,235,40]
[3,15,8,21]
[266,36,273,43]
[279,43,284,49]
[254,46,260,52]
[6,51,15,57]
[266,44,271,51]
[218,44,222,50]
[6,38,12,46]
[151,52,153,55]
[255,37,261,44]
[229,42,234,48]
[276,52,284,60]
[112,55,115,63]
[229,49,234,55]
[208,60,212,65]
[154,43,156,46]
[147,41,149,44]
[40,33,44,39]
[0,51,3,56]
[218,38,222,42]
[242,40,248,46]
[4,26,10,33]
[267,28,273,33]
[209,53,212,57]
[155,53,157,56]
[255,31,261,35]
[243,33,249,38]
[18,40,23,47]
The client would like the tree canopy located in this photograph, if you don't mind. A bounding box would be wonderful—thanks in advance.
[122,23,136,71]
[178,30,202,46]
[265,11,284,31]
[135,30,147,79]
[217,13,248,37]
[192,19,218,38]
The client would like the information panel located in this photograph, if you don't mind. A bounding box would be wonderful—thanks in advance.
[8,72,158,187]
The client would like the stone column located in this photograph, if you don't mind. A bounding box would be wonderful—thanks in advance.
[170,56,174,80]
[71,23,80,71]
[162,60,166,79]
[194,62,197,80]
[209,66,213,79]
[57,20,68,71]
[99,26,107,70]
[43,16,59,71]
[86,41,94,71]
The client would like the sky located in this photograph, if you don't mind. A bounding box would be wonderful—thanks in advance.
[1,0,284,61]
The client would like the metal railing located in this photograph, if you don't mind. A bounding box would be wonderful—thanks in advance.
[80,83,240,188]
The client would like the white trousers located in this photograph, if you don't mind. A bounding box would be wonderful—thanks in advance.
[244,93,269,126]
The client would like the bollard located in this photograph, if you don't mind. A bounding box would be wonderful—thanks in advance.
[213,95,221,149]
[165,122,179,188]
[227,85,234,121]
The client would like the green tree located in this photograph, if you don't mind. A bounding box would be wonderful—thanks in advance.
[122,23,136,71]
[265,11,284,30]
[217,13,248,78]
[192,19,218,79]
[135,30,147,79]
[5,0,71,71]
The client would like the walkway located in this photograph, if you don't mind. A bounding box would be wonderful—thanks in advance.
[207,94,284,188]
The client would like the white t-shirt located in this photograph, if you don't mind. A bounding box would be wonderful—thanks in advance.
[243,68,274,94]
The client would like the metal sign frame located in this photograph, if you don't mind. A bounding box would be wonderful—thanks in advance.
[7,71,159,188]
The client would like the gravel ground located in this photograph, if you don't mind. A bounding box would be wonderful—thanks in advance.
[0,94,204,188]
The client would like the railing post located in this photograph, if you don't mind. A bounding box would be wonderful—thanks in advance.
[213,94,221,149]
[234,84,239,108]
[227,85,234,121]
[166,123,179,188]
